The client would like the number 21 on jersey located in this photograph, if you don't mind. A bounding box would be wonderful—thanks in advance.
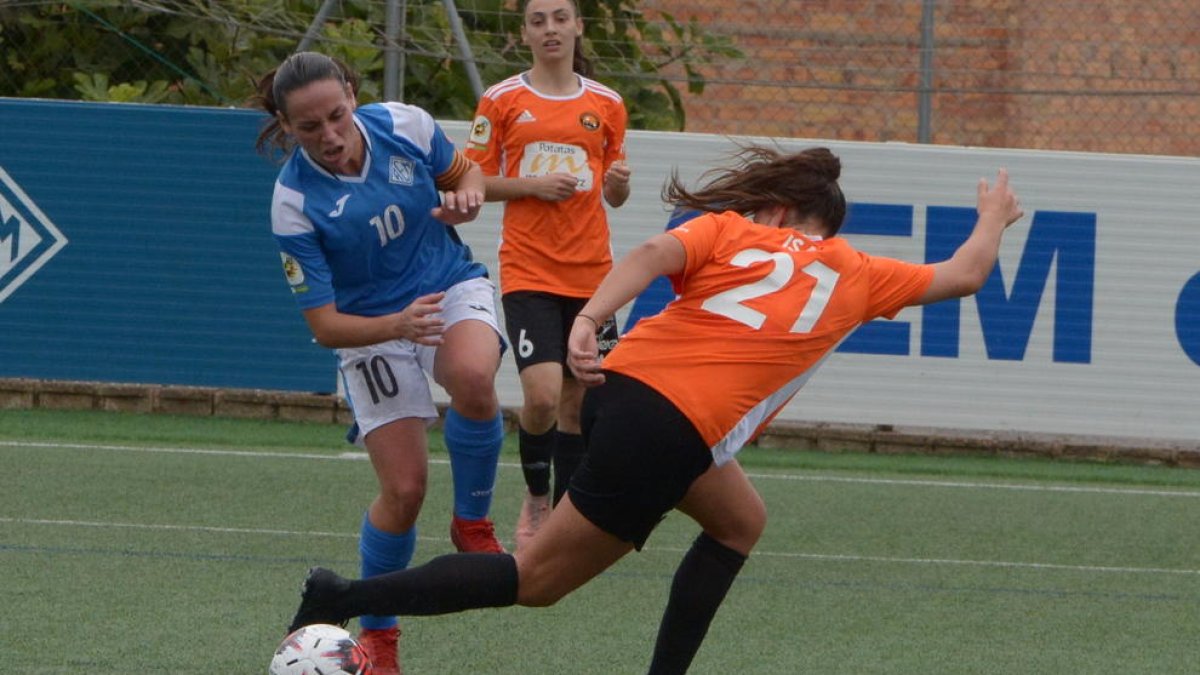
[700,248,839,333]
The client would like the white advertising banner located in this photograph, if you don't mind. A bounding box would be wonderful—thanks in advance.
[441,122,1200,446]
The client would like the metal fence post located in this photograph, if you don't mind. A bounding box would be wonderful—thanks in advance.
[384,0,407,101]
[297,0,338,53]
[918,0,935,143]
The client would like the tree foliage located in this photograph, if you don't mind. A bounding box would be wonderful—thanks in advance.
[0,0,739,130]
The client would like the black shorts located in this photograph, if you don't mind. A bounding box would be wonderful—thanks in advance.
[502,291,619,373]
[569,371,713,550]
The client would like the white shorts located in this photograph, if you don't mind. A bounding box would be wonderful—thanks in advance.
[337,277,502,443]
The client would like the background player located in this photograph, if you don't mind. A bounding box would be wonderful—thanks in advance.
[465,0,631,550]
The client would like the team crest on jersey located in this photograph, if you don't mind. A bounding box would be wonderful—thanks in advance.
[280,252,306,289]
[469,115,492,146]
[579,112,600,131]
[389,157,415,186]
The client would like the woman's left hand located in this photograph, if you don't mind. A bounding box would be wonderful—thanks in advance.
[432,188,484,225]
[604,161,631,189]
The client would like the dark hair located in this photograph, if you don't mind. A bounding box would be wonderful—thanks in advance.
[663,145,848,237]
[251,51,359,156]
[521,0,594,78]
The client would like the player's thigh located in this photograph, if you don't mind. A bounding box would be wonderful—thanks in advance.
[433,320,501,394]
[675,461,766,555]
[502,291,570,371]
[338,340,438,441]
[512,494,633,606]
[518,361,564,407]
[428,277,503,407]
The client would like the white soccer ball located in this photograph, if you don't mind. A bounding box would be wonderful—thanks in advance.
[269,623,374,675]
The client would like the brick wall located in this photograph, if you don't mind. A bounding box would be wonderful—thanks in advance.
[638,0,1200,155]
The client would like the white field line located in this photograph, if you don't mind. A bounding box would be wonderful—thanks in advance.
[743,550,1200,576]
[740,471,1200,498]
[5,439,1200,576]
[3,516,1197,577]
[5,439,1199,499]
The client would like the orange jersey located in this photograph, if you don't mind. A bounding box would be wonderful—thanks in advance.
[602,211,935,464]
[466,73,627,297]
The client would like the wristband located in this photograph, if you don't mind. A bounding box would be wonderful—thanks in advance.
[576,313,601,328]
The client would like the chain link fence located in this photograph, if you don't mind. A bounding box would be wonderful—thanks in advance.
[2,0,1197,156]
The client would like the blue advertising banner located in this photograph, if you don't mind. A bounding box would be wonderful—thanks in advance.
[0,98,334,392]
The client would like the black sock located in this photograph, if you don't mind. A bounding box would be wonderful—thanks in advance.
[552,430,585,506]
[342,553,518,617]
[647,533,747,675]
[519,425,555,496]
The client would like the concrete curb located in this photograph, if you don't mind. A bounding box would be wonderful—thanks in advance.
[2,378,1196,468]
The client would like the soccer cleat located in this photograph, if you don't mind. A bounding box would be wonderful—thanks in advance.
[449,515,506,553]
[514,491,551,552]
[358,625,402,675]
[287,566,352,634]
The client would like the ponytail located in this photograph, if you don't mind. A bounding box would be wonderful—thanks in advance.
[251,51,359,157]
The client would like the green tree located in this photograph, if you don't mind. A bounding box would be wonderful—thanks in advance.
[0,0,739,130]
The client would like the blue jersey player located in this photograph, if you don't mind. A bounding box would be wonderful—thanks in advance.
[254,51,506,674]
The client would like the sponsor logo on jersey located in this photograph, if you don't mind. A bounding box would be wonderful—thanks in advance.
[516,110,537,123]
[0,167,68,304]
[521,142,593,191]
[329,193,351,217]
[579,111,600,131]
[281,252,306,289]
[469,115,492,146]
[389,157,415,186]
[596,317,620,354]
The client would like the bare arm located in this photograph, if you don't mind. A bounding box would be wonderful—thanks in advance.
[432,162,484,226]
[482,173,578,202]
[302,293,446,349]
[602,160,631,208]
[567,233,687,385]
[917,169,1024,305]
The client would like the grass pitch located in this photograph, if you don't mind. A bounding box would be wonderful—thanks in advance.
[3,409,1198,673]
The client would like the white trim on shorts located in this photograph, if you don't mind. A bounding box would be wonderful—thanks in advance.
[338,277,502,445]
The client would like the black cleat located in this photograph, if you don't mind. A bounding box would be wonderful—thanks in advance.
[286,566,352,634]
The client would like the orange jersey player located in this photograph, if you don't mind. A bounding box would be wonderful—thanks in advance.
[601,209,934,462]
[466,0,631,552]
[466,73,627,297]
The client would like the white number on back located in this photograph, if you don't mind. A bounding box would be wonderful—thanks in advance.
[699,248,839,333]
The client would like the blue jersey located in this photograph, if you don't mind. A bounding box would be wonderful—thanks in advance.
[271,102,486,316]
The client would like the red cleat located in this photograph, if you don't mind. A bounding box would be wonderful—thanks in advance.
[449,515,506,553]
[358,625,401,675]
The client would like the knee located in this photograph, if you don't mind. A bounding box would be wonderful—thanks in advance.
[521,390,559,429]
[716,496,768,555]
[743,494,768,546]
[555,403,581,432]
[376,476,427,517]
[444,370,499,418]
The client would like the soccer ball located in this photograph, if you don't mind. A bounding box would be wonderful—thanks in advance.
[269,623,374,675]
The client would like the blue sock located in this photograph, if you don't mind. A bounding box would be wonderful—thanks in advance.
[444,409,503,520]
[358,513,416,630]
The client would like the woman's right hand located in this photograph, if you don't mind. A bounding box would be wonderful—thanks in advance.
[531,173,579,202]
